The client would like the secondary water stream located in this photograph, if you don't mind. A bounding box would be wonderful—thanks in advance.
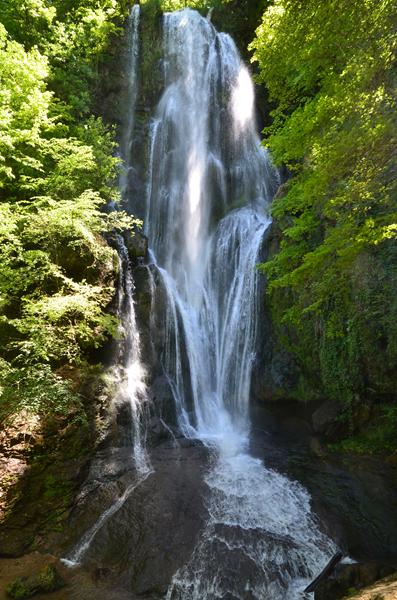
[64,235,152,566]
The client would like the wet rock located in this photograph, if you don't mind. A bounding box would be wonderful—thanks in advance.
[63,443,209,598]
[147,416,175,445]
[124,230,148,262]
[0,423,91,558]
[293,452,397,560]
[129,263,165,385]
[149,376,178,427]
[314,562,397,600]
[177,437,204,448]
[310,436,327,458]
[251,343,299,403]
[250,403,397,562]
[6,564,65,599]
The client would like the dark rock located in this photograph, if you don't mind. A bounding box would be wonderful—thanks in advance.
[312,400,340,434]
[149,375,178,428]
[147,416,175,445]
[64,443,209,597]
[309,436,327,457]
[251,343,300,403]
[314,561,397,600]
[177,437,204,448]
[250,403,397,562]
[6,564,65,599]
[131,264,156,368]
[0,420,92,558]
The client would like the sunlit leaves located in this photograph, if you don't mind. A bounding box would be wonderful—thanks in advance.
[252,0,397,409]
[0,1,136,420]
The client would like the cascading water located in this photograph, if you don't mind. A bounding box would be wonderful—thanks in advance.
[114,237,151,476]
[63,237,152,566]
[142,9,337,598]
[63,6,153,565]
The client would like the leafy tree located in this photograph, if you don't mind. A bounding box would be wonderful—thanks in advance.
[251,0,397,439]
[0,1,138,422]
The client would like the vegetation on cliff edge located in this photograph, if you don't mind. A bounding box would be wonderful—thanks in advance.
[251,0,397,449]
[0,0,137,422]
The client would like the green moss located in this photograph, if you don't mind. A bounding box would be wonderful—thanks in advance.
[6,579,29,600]
[6,565,65,599]
[37,565,65,592]
[329,405,397,455]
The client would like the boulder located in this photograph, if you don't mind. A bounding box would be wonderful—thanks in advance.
[314,561,397,600]
[124,229,148,262]
[6,564,65,599]
[312,400,340,435]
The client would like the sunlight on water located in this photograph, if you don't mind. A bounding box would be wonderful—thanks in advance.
[231,66,255,134]
[187,151,204,264]
[116,238,152,477]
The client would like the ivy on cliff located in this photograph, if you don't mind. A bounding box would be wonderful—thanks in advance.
[251,0,397,441]
[0,1,137,422]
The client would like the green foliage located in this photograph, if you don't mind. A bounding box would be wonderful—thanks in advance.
[252,0,397,429]
[0,359,83,423]
[329,405,397,455]
[140,0,235,16]
[0,0,130,116]
[0,1,138,422]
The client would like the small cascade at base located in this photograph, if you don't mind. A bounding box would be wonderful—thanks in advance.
[63,236,152,566]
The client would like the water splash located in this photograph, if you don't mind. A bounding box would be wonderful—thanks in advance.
[166,454,333,599]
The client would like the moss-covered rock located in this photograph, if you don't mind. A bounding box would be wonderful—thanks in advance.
[6,565,65,599]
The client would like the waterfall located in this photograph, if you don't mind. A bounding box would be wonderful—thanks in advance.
[143,9,337,598]
[146,9,277,442]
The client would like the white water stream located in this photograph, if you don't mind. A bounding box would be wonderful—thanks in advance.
[143,9,337,599]
[63,235,152,566]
